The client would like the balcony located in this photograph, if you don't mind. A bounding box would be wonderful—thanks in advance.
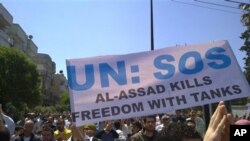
[7,24,27,50]
[27,39,38,56]
[8,24,26,42]
[0,4,13,28]
[0,29,13,46]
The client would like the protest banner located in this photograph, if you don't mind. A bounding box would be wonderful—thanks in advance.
[66,40,250,126]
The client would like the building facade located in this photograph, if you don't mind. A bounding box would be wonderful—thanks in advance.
[0,3,68,106]
[0,3,13,47]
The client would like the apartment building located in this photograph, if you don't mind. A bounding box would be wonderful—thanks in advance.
[0,3,68,105]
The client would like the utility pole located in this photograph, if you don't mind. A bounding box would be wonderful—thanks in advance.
[150,0,154,51]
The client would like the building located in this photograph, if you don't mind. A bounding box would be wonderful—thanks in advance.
[0,3,13,47]
[0,3,68,105]
[32,53,56,105]
[51,70,69,101]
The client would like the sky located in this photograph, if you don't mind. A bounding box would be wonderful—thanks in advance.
[1,0,248,76]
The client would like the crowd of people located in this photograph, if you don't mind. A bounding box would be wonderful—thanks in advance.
[1,101,250,141]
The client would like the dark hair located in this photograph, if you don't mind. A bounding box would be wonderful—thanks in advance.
[176,110,181,112]
[14,126,24,132]
[143,115,156,123]
[0,126,10,141]
[114,120,121,130]
[56,118,65,125]
[42,127,54,136]
[133,121,142,130]
[157,123,202,141]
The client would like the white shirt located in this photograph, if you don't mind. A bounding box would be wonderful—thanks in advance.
[23,136,31,141]
[155,124,164,132]
[115,129,127,141]
[121,124,131,138]
[195,117,205,137]
[3,114,15,136]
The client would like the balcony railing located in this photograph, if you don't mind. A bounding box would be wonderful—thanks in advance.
[0,29,13,46]
[0,4,13,26]
[8,24,26,42]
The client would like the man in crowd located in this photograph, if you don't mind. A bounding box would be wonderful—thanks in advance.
[0,104,15,136]
[14,119,41,141]
[131,115,158,141]
[84,124,99,141]
[54,118,72,141]
[114,120,127,141]
[127,121,142,141]
[172,110,186,123]
[130,121,142,136]
[0,104,11,141]
[157,122,202,141]
[187,110,205,137]
[95,121,119,141]
[41,127,54,141]
[155,115,171,132]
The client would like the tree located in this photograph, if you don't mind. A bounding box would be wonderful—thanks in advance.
[232,3,250,105]
[56,92,70,112]
[240,4,250,83]
[0,47,41,114]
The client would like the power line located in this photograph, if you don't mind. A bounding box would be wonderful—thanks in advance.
[225,0,250,5]
[225,0,250,11]
[171,0,241,14]
[194,0,240,10]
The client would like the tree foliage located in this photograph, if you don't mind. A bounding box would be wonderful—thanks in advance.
[33,105,56,114]
[32,92,70,114]
[231,3,250,106]
[59,92,70,105]
[0,47,41,115]
[240,4,250,83]
[57,92,70,111]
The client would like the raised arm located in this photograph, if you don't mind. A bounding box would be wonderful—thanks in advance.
[203,101,233,141]
[0,104,5,128]
[70,124,85,141]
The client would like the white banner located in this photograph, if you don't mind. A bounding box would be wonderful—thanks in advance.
[66,40,250,126]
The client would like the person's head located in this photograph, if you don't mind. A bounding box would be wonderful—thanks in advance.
[84,124,96,137]
[161,115,171,126]
[131,121,142,135]
[56,118,65,131]
[0,126,10,141]
[157,123,202,141]
[129,118,135,125]
[14,126,24,136]
[175,110,182,116]
[186,119,196,129]
[104,121,113,132]
[42,121,50,130]
[41,127,54,141]
[27,113,36,120]
[234,119,250,125]
[47,116,54,125]
[23,120,34,136]
[114,120,121,130]
[143,115,156,132]
[190,110,197,119]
